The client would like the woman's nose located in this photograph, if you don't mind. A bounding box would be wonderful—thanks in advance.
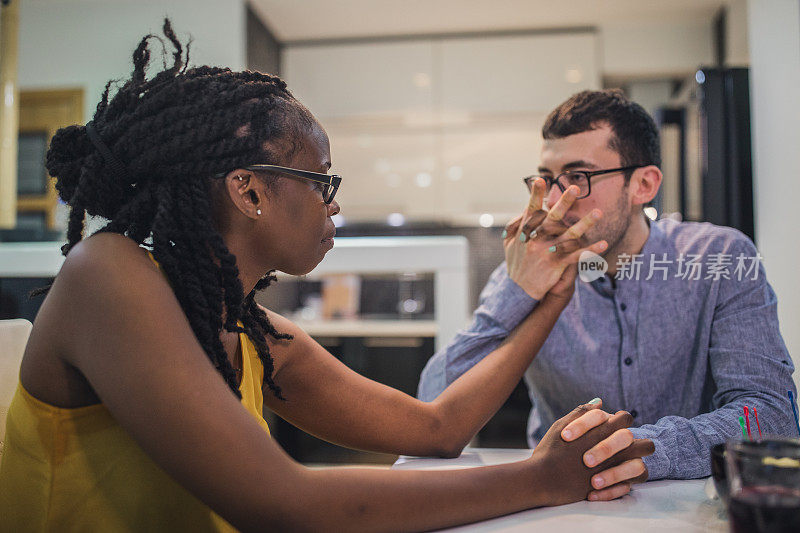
[328,199,340,216]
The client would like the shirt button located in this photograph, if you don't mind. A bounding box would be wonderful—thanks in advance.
[620,303,627,311]
[630,409,639,418]
[624,357,633,366]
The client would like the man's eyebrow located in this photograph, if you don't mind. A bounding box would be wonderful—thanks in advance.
[561,160,599,171]
[537,160,599,174]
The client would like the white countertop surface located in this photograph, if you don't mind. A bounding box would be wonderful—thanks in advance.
[393,448,728,532]
[0,237,467,349]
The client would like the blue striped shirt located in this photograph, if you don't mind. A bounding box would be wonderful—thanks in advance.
[418,218,798,480]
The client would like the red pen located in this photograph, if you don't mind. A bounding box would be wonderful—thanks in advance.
[744,406,752,440]
[753,407,762,439]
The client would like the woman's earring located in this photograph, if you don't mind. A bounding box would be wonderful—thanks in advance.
[237,176,244,181]
[256,209,262,215]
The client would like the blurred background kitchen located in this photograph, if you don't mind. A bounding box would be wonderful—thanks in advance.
[0,0,797,465]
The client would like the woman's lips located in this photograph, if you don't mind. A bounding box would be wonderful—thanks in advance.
[321,228,336,242]
[321,230,336,249]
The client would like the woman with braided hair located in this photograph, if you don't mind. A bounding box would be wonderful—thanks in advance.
[0,20,653,532]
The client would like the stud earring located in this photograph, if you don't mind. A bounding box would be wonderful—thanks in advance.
[256,209,262,215]
[237,176,244,181]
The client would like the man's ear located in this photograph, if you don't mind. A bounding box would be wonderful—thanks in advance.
[223,170,262,219]
[630,165,662,207]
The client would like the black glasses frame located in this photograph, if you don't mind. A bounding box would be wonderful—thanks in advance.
[523,164,647,199]
[216,164,342,204]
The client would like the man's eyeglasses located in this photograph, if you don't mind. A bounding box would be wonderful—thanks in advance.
[523,165,647,199]
[216,164,342,204]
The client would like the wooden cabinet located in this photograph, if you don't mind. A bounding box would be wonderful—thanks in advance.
[16,89,83,230]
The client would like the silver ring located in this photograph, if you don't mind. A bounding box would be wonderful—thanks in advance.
[529,230,538,240]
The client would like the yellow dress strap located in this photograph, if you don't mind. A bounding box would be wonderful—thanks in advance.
[145,249,159,267]
[145,247,269,435]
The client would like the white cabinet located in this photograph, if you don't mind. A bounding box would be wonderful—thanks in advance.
[282,32,599,223]
[439,112,546,218]
[323,117,440,220]
[282,41,435,119]
[440,33,599,113]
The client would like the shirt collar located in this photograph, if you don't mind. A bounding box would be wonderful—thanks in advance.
[586,217,666,295]
[640,217,667,256]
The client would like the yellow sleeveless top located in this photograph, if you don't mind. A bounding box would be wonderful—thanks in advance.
[0,255,271,532]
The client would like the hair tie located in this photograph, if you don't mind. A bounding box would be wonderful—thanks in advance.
[85,121,129,180]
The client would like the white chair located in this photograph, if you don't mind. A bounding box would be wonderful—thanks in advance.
[0,319,32,456]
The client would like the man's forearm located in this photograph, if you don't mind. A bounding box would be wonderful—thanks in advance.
[418,265,538,401]
[418,330,506,402]
[429,295,566,452]
[631,394,799,480]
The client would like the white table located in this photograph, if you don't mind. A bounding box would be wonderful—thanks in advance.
[393,448,729,532]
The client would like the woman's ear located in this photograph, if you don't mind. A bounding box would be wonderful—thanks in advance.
[223,170,263,218]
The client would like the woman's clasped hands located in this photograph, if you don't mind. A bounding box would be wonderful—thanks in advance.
[525,399,654,504]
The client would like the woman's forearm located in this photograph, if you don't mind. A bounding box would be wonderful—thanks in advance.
[428,294,568,455]
[259,458,546,533]
[252,396,636,532]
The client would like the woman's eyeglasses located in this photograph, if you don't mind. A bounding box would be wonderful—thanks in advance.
[216,164,342,204]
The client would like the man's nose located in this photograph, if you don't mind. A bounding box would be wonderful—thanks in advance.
[546,186,563,207]
[545,186,581,216]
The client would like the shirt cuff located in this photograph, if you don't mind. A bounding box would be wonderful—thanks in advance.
[630,427,670,481]
[479,276,539,331]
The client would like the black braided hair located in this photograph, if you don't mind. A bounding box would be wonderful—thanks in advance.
[42,19,314,399]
